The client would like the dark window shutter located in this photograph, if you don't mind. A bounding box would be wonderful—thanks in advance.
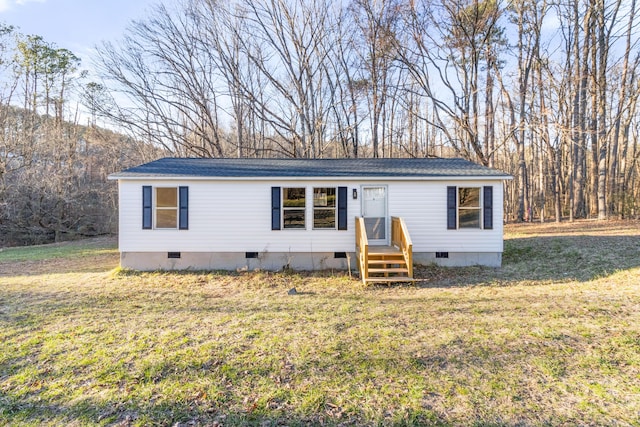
[337,186,348,230]
[142,186,152,229]
[483,186,493,230]
[179,186,189,230]
[447,186,457,230]
[271,187,281,230]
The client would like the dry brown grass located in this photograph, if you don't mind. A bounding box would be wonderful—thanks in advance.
[0,221,639,426]
[507,218,640,237]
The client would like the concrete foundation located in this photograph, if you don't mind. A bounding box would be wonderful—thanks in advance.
[120,250,502,271]
[120,251,353,272]
[413,252,502,268]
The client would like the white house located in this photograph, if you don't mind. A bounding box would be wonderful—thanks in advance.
[109,158,512,282]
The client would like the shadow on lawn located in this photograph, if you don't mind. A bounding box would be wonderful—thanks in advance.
[415,234,640,288]
[0,388,443,426]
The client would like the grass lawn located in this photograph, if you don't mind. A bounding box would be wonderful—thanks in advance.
[0,221,639,426]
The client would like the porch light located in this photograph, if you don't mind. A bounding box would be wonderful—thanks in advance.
[352,188,358,199]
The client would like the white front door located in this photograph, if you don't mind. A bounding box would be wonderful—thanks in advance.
[362,186,387,245]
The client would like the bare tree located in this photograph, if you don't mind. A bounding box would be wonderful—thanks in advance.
[349,0,402,158]
[81,0,640,222]
[94,3,227,157]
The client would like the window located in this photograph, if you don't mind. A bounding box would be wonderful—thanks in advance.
[313,187,336,229]
[458,187,481,228]
[447,186,493,230]
[272,186,347,231]
[283,187,306,229]
[142,186,188,230]
[156,187,178,229]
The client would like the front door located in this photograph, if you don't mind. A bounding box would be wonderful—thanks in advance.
[362,186,387,245]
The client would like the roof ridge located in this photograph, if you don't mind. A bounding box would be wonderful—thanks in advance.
[109,157,512,180]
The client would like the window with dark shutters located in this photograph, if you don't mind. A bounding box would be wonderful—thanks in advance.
[143,186,188,230]
[271,187,281,230]
[447,185,494,230]
[142,186,152,229]
[272,186,346,231]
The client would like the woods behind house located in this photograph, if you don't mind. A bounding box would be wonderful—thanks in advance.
[0,29,160,245]
[1,0,640,246]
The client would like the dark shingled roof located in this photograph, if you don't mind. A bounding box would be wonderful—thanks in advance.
[110,157,511,179]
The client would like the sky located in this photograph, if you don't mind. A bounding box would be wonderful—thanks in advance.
[0,0,158,65]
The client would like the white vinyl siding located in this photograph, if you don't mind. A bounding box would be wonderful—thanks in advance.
[118,179,504,253]
[387,181,504,253]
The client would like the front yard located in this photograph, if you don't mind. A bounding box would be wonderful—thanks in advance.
[0,221,639,426]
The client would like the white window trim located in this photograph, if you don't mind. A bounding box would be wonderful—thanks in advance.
[155,187,179,230]
[312,187,337,230]
[282,187,307,230]
[457,186,483,229]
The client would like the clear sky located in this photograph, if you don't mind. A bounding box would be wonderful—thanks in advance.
[0,0,157,63]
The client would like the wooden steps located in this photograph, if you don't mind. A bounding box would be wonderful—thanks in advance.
[368,267,409,274]
[362,245,415,284]
[367,259,406,265]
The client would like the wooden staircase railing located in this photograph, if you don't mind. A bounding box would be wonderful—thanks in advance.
[391,216,413,279]
[355,217,369,282]
[355,216,414,284]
